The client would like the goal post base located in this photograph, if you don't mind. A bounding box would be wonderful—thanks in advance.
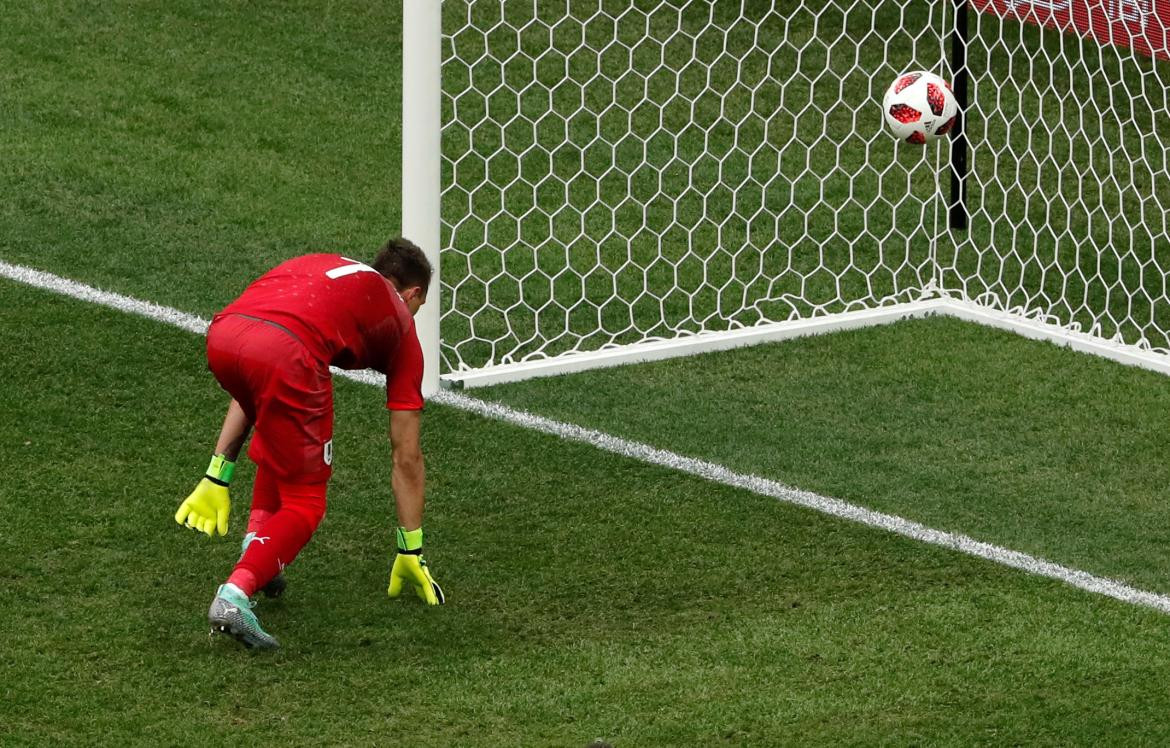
[441,300,951,389]
[441,298,1170,389]
[937,299,1170,377]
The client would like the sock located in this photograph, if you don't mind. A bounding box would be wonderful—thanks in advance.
[231,479,327,593]
[248,466,282,534]
[247,509,276,535]
[225,570,259,598]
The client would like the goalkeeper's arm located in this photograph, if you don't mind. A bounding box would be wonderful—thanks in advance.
[212,399,252,461]
[389,408,425,531]
[386,408,444,604]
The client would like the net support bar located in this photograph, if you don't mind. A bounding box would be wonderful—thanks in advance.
[442,301,952,388]
[442,297,1170,389]
[949,0,969,231]
[938,300,1170,377]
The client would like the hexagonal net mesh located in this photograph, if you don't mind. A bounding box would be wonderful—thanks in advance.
[440,0,950,374]
[438,0,1170,376]
[941,4,1170,351]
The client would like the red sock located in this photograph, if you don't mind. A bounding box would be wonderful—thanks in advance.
[247,509,275,534]
[247,466,282,533]
[230,478,327,595]
[226,568,260,597]
[227,467,283,595]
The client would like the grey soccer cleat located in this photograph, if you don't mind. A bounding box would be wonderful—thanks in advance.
[208,584,279,650]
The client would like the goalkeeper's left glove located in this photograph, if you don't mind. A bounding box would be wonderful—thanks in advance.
[388,527,445,605]
[174,454,234,537]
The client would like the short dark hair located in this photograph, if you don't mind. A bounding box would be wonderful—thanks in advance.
[372,237,433,294]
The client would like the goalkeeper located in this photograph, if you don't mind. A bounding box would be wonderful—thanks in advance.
[175,237,444,651]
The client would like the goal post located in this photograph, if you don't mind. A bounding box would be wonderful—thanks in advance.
[408,0,1170,390]
[403,0,443,397]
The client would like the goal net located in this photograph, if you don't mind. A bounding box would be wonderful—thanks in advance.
[426,0,1170,386]
[943,0,1170,352]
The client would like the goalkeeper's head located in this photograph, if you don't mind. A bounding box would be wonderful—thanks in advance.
[373,236,433,316]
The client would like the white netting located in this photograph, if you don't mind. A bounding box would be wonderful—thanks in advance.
[440,0,951,373]
[942,2,1170,350]
[438,0,1170,376]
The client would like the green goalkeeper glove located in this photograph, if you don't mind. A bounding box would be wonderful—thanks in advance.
[174,455,234,537]
[387,527,445,605]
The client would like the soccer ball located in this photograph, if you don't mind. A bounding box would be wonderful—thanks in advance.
[881,70,959,144]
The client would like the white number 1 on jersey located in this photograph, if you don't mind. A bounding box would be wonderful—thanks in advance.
[325,258,378,279]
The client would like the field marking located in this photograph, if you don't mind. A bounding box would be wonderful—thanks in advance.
[4,257,1170,615]
[0,260,210,334]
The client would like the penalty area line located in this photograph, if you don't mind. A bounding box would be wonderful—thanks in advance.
[4,258,1170,616]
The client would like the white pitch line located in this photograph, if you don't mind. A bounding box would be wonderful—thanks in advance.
[1,260,210,335]
[4,259,1169,615]
[436,392,1170,614]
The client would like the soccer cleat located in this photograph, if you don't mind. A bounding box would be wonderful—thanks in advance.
[207,583,279,650]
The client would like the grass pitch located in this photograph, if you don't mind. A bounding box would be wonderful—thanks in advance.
[4,1,1170,745]
[7,267,1170,746]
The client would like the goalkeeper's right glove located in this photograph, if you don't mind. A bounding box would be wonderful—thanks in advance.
[174,454,234,537]
[387,527,445,605]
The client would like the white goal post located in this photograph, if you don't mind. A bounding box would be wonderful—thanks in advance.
[403,0,443,396]
[405,0,1170,393]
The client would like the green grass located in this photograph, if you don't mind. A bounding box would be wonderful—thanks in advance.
[0,0,402,317]
[6,1,1170,744]
[480,314,1170,594]
[8,272,1170,746]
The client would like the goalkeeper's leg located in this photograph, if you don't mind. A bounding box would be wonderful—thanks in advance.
[225,478,326,600]
[243,468,287,597]
[241,532,287,598]
[211,481,325,650]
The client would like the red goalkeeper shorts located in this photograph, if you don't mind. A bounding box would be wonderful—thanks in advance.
[206,313,334,483]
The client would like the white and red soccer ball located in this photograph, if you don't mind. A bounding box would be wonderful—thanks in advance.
[882,70,959,144]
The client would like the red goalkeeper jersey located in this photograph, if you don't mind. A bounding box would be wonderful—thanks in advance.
[217,253,424,410]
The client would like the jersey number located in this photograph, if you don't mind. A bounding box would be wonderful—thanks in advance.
[325,258,378,279]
